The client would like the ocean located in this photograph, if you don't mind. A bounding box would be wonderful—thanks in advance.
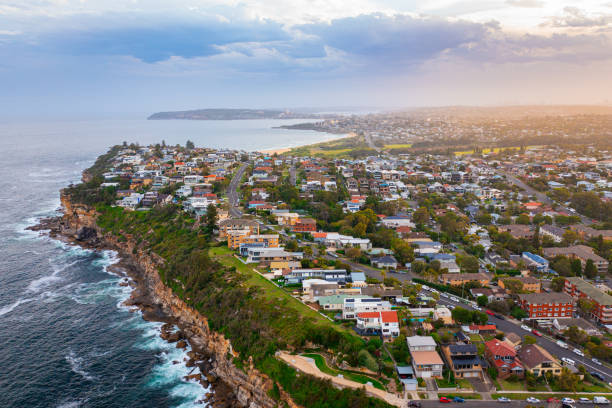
[0,118,343,408]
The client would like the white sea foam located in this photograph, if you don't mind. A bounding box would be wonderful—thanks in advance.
[56,400,84,408]
[27,260,78,293]
[65,350,96,382]
[0,297,36,317]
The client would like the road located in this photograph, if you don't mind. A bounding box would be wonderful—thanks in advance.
[228,163,247,218]
[289,166,297,186]
[418,400,588,407]
[500,171,593,225]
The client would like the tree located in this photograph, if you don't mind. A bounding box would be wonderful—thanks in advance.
[551,276,566,292]
[477,295,489,307]
[562,229,579,245]
[391,238,415,265]
[524,335,537,345]
[556,368,579,392]
[551,256,572,277]
[502,278,524,294]
[516,214,530,225]
[451,307,473,324]
[205,204,217,234]
[412,207,430,225]
[577,298,596,317]
[285,239,299,252]
[457,254,480,274]
[303,246,313,258]
[345,247,362,261]
[584,259,597,279]
[488,300,510,314]
[571,259,582,276]
[185,140,195,149]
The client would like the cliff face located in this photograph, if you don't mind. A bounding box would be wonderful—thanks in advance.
[58,192,279,408]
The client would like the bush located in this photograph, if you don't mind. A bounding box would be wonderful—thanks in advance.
[358,349,379,372]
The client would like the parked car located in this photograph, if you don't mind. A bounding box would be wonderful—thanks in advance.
[556,340,568,349]
[591,372,605,381]
[473,306,482,311]
[497,397,511,403]
[562,398,576,404]
[453,397,465,403]
[593,396,610,404]
[450,296,460,302]
[521,325,531,331]
[494,313,505,320]
[573,348,585,357]
[439,396,451,403]
[577,397,591,404]
[486,310,495,316]
[532,329,542,337]
[408,402,422,408]
[547,397,559,403]
[526,397,540,403]
[592,358,602,365]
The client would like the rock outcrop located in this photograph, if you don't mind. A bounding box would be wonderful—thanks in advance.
[35,191,281,408]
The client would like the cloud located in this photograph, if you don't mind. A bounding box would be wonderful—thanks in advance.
[505,0,545,8]
[546,6,612,28]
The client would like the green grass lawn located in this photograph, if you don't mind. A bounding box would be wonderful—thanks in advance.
[499,379,526,391]
[469,334,483,342]
[439,393,482,400]
[301,353,386,390]
[209,246,352,334]
[436,378,457,388]
[456,379,473,390]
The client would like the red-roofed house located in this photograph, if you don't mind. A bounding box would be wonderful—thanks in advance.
[467,324,497,336]
[356,311,399,337]
[523,202,542,210]
[484,340,524,379]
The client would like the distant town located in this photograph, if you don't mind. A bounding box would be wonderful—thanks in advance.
[69,108,612,407]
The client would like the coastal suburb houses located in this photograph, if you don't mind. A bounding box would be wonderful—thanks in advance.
[564,277,612,325]
[517,344,563,377]
[484,339,524,379]
[440,343,484,379]
[517,293,574,319]
[544,245,609,274]
[406,336,444,378]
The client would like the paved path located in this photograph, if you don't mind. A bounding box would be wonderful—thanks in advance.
[277,351,406,407]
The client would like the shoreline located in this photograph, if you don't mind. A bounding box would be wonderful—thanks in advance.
[28,215,252,408]
[259,132,356,155]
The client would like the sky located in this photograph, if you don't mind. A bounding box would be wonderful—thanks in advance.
[1,0,612,116]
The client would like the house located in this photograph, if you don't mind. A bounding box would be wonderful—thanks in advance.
[484,340,524,379]
[504,332,522,350]
[292,217,316,233]
[275,212,300,226]
[517,344,563,377]
[498,224,533,239]
[245,247,302,265]
[441,344,484,379]
[228,233,279,250]
[406,336,444,378]
[440,273,490,287]
[467,324,497,336]
[540,225,565,243]
[371,255,398,269]
[218,219,259,238]
[498,276,541,293]
[355,310,400,337]
[342,297,392,319]
[522,252,549,272]
[286,269,349,284]
[350,272,367,287]
[543,245,609,274]
[381,215,415,229]
[470,287,507,303]
[433,307,453,325]
[552,317,600,336]
[564,277,612,325]
[317,294,367,311]
[517,292,574,320]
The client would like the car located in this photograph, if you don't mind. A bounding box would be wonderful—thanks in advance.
[593,396,610,404]
[578,397,591,404]
[450,296,460,302]
[591,372,605,381]
[562,398,576,404]
[497,397,511,403]
[408,402,422,408]
[441,293,449,298]
[562,357,576,366]
[453,397,465,403]
[548,397,559,403]
[531,329,542,337]
[521,325,531,331]
[526,397,541,403]
[439,397,451,403]
[422,285,430,290]
[448,305,455,310]
[573,348,585,357]
[473,306,482,311]
[494,313,505,320]
[592,358,602,365]
[486,310,495,316]
[557,340,569,349]
[430,289,439,294]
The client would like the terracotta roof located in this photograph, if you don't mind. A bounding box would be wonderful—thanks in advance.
[411,351,444,366]
[485,340,515,357]
[381,311,398,323]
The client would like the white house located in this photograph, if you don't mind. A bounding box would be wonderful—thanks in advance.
[342,297,392,319]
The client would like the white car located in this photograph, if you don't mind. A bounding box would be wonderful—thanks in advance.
[430,288,439,294]
[450,296,460,302]
[562,357,576,366]
[441,292,449,298]
[497,397,511,403]
[578,397,592,404]
[521,325,530,331]
[557,340,569,349]
[592,358,602,365]
[526,397,540,403]
[573,348,585,357]
[593,396,610,404]
[473,306,482,311]
[562,398,576,404]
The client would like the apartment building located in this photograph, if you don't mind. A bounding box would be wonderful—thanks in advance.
[564,277,612,325]
[517,293,574,319]
[292,217,317,233]
[543,245,609,274]
[218,218,259,238]
[228,233,279,250]
[440,273,490,286]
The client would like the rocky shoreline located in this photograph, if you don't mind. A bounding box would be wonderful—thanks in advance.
[29,194,279,408]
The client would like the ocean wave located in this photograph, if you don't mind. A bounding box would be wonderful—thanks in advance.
[56,399,85,408]
[27,260,79,293]
[0,297,36,317]
[65,349,96,382]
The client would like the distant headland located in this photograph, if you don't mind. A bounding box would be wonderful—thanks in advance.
[147,108,332,120]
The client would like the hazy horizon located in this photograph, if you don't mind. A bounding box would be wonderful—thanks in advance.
[2,1,612,116]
